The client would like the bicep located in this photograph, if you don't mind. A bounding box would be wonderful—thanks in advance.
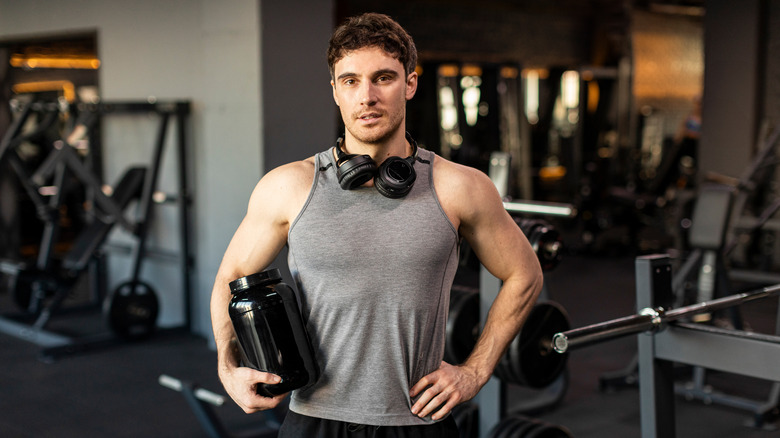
[219,213,287,279]
[217,158,314,282]
[218,181,291,281]
[458,175,540,285]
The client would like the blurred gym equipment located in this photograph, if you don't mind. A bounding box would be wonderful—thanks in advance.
[0,100,193,361]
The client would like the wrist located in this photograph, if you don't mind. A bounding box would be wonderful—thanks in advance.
[460,360,492,387]
[217,338,241,371]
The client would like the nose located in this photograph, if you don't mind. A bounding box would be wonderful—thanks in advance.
[359,82,377,105]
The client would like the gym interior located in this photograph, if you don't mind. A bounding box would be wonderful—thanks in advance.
[1,1,779,437]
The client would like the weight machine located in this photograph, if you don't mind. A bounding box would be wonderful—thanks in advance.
[0,100,193,361]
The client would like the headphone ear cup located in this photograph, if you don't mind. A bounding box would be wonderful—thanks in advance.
[375,156,417,198]
[337,154,377,190]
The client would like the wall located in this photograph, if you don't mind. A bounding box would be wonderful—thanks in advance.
[261,1,336,172]
[338,0,600,68]
[0,0,262,339]
[0,0,337,344]
[259,1,337,288]
[766,0,780,125]
[632,10,703,138]
[700,0,762,179]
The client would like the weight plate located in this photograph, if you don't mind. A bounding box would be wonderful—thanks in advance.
[498,333,524,385]
[445,288,469,364]
[445,286,480,364]
[452,402,478,438]
[490,415,523,438]
[105,280,159,340]
[513,416,544,438]
[502,416,529,438]
[526,423,573,438]
[512,301,570,388]
[515,219,563,272]
[495,345,515,383]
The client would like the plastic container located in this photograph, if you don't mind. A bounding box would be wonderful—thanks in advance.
[228,269,319,397]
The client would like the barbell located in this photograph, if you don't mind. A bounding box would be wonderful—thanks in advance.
[551,282,780,354]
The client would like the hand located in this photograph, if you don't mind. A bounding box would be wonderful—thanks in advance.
[409,361,483,421]
[219,364,287,414]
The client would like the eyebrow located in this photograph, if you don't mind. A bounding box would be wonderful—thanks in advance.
[336,68,400,82]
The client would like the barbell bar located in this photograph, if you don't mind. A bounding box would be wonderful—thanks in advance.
[552,282,780,354]
[504,200,577,218]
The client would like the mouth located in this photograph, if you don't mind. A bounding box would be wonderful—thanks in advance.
[358,112,381,122]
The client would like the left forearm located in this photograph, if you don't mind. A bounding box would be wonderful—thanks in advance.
[461,275,542,385]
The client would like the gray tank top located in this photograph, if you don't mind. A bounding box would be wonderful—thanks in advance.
[287,146,459,426]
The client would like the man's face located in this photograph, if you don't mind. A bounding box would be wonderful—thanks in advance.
[331,46,417,145]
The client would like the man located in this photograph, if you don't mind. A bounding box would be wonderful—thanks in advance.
[210,12,542,437]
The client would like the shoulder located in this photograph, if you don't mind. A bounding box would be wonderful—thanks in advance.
[431,154,503,228]
[247,156,316,225]
[259,156,316,192]
[432,155,493,191]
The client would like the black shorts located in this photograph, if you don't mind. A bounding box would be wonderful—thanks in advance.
[278,410,460,438]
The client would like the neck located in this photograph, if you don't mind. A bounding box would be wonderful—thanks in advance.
[342,129,409,163]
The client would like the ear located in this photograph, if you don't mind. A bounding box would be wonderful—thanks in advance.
[331,80,340,106]
[405,72,418,100]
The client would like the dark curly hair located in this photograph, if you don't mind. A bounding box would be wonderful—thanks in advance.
[327,13,417,80]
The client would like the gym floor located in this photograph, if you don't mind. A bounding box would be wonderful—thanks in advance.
[1,253,778,437]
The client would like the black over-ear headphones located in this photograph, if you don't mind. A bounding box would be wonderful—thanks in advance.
[334,132,418,199]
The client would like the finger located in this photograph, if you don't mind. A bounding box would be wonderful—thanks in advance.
[256,371,283,385]
[238,366,282,385]
[431,397,460,421]
[242,390,287,413]
[409,373,435,398]
[417,388,453,418]
[410,383,441,416]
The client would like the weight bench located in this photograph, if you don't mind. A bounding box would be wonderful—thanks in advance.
[158,374,284,438]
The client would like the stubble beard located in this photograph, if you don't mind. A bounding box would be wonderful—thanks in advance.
[344,105,406,146]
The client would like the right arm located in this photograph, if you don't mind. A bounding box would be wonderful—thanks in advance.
[210,158,314,413]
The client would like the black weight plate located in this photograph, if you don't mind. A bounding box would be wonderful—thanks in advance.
[491,415,524,438]
[495,346,514,383]
[513,301,570,388]
[105,280,159,340]
[502,416,531,438]
[499,321,525,384]
[445,288,469,364]
[498,333,523,384]
[515,219,563,272]
[512,416,545,438]
[526,423,574,438]
[452,402,479,438]
[445,287,480,364]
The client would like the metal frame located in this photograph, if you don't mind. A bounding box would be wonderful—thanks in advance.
[0,100,193,360]
[636,256,780,437]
